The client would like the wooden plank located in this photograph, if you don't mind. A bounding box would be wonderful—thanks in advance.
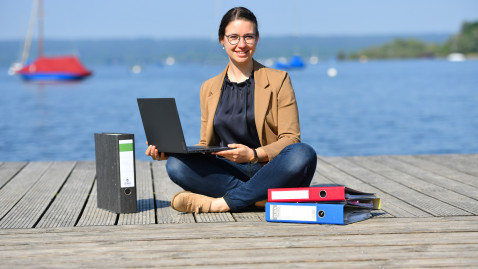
[76,181,117,227]
[232,212,264,222]
[394,155,478,189]
[117,161,156,225]
[36,162,96,228]
[0,162,52,221]
[1,236,477,267]
[0,162,27,189]
[151,161,195,224]
[2,216,477,239]
[195,212,235,223]
[3,258,478,269]
[362,156,478,215]
[320,156,432,218]
[389,156,478,205]
[2,256,477,269]
[3,228,477,251]
[348,156,470,217]
[0,216,477,268]
[0,161,76,229]
[421,154,478,178]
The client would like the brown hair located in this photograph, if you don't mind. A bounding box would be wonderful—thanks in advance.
[218,7,259,42]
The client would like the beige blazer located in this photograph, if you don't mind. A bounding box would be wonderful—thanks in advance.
[197,60,301,160]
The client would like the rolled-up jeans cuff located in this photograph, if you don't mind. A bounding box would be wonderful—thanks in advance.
[223,194,238,212]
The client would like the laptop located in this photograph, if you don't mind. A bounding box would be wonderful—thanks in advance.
[137,98,231,154]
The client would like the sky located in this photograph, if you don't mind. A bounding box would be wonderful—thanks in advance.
[1,0,478,40]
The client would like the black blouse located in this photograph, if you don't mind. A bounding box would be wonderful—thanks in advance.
[213,73,261,149]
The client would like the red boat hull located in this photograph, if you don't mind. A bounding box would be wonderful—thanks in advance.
[18,56,92,80]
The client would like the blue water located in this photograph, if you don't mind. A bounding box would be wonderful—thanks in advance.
[1,59,477,162]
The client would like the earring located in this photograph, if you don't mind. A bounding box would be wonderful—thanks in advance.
[222,46,225,50]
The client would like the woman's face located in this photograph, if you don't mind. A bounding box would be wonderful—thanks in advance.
[221,19,259,67]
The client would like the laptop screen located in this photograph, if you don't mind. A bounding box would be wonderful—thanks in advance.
[137,98,189,153]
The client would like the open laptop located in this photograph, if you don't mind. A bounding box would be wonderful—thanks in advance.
[137,98,231,154]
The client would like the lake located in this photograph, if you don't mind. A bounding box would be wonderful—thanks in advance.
[1,59,477,162]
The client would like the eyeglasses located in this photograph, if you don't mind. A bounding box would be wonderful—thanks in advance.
[225,34,257,45]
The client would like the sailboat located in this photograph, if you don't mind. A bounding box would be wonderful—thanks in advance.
[12,0,92,81]
[273,55,306,70]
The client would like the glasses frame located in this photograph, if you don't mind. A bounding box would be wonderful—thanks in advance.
[224,34,257,45]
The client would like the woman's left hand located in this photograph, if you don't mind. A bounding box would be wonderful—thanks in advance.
[213,143,254,163]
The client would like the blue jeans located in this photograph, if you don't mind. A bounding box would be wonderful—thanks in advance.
[165,143,317,212]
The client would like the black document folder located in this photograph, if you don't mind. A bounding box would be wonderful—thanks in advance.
[94,133,137,213]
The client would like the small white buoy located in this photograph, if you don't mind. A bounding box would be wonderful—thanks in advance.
[309,56,319,65]
[131,65,142,74]
[277,57,287,64]
[327,67,338,77]
[166,57,175,65]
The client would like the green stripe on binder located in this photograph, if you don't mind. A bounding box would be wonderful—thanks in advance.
[119,143,133,152]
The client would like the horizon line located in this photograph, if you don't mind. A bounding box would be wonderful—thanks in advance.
[0,32,454,42]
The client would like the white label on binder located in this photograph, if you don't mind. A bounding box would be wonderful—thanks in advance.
[271,204,316,222]
[271,190,309,200]
[119,139,134,188]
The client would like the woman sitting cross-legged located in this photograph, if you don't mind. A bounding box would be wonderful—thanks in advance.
[145,7,317,213]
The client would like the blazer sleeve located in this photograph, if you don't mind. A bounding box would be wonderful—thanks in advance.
[260,72,301,160]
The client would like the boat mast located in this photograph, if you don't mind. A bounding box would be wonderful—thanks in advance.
[21,0,39,65]
[38,0,44,57]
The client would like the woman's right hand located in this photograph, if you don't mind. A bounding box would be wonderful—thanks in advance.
[145,142,168,161]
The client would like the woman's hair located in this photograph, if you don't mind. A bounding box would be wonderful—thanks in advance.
[218,7,259,42]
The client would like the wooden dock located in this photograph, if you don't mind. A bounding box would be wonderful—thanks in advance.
[1,154,478,268]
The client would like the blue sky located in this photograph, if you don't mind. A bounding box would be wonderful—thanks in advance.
[1,0,478,40]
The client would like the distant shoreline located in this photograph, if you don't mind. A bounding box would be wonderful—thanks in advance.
[0,33,452,66]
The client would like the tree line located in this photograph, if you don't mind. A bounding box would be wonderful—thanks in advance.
[347,21,478,60]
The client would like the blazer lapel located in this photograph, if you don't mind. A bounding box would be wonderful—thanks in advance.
[205,65,228,144]
[253,60,271,145]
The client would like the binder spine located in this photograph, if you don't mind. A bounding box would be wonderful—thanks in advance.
[265,202,346,225]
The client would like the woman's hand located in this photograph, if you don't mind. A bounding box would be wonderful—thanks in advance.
[145,142,168,161]
[214,143,255,163]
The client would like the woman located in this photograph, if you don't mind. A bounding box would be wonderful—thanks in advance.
[146,7,317,213]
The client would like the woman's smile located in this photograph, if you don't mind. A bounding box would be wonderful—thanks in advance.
[235,50,249,57]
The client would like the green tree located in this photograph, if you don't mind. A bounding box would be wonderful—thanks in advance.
[349,39,439,59]
[349,20,478,59]
[444,21,478,54]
